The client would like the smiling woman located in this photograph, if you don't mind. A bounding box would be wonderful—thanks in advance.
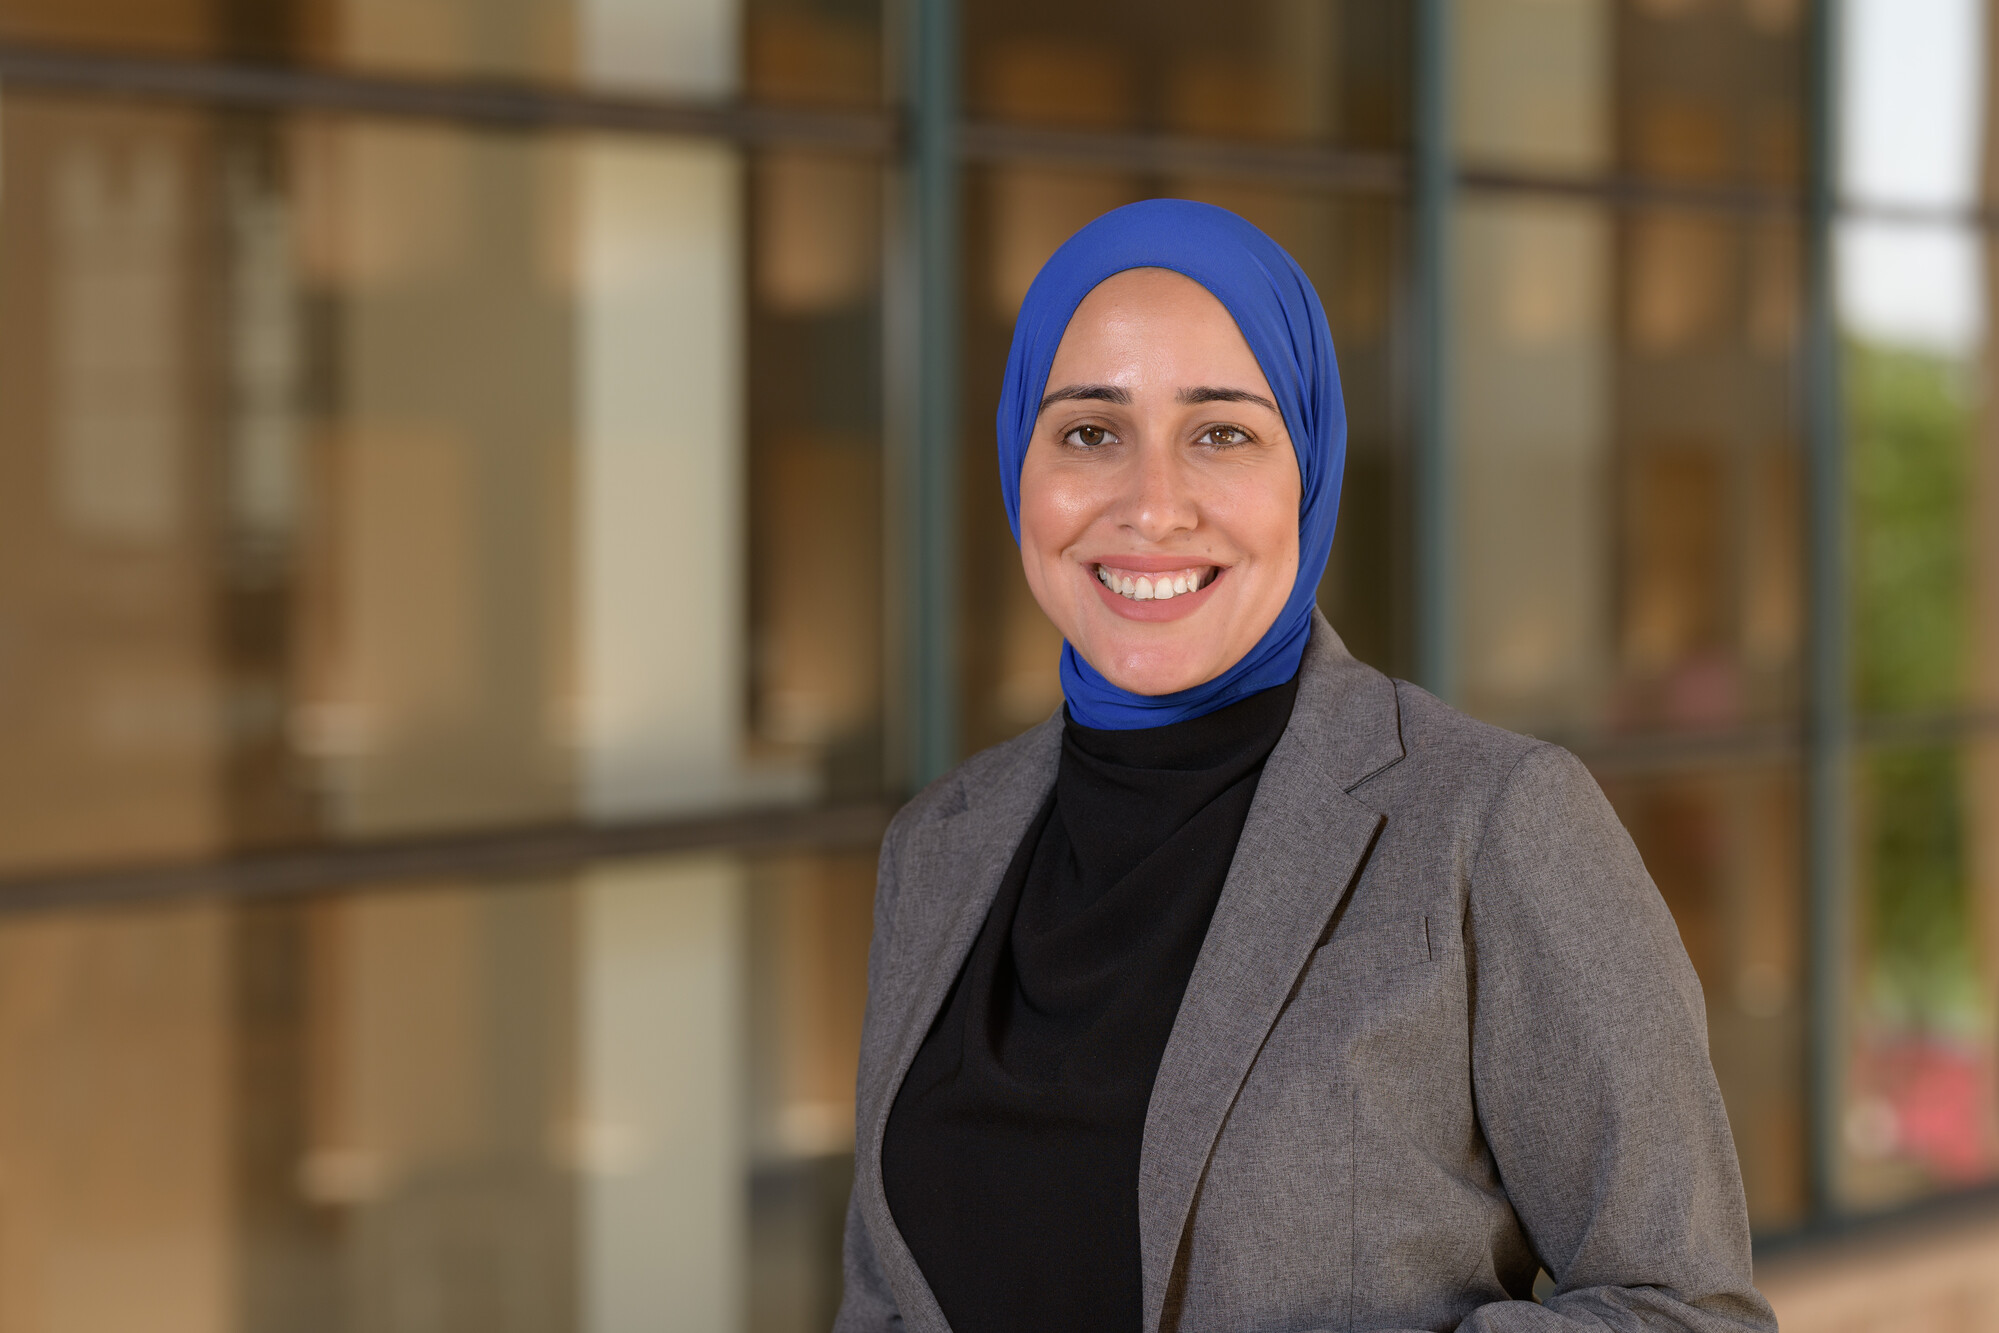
[1019,268,1302,695]
[838,201,1777,1333]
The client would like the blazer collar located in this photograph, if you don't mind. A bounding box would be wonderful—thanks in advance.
[1137,611,1405,1332]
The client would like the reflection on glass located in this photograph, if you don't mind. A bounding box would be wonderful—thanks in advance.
[1840,0,1985,212]
[748,152,886,795]
[1456,0,1802,185]
[746,0,885,107]
[0,0,890,105]
[1455,0,1611,174]
[0,848,876,1332]
[1842,739,1999,1210]
[1840,221,1993,720]
[0,96,884,877]
[1451,197,1800,739]
[1454,196,1613,730]
[963,0,1409,148]
[1598,760,1807,1230]
[1618,0,1803,190]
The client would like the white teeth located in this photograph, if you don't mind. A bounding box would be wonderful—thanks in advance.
[1096,565,1214,602]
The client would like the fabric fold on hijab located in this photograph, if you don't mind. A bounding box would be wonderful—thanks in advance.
[997,198,1347,729]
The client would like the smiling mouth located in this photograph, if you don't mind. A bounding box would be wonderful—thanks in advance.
[1094,564,1219,602]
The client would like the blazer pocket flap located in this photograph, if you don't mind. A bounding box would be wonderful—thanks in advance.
[1317,911,1457,970]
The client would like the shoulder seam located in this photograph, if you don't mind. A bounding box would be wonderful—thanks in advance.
[1466,739,1557,891]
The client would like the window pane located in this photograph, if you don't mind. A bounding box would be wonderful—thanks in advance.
[1456,0,1804,190]
[1456,0,1613,175]
[748,150,887,797]
[1841,737,1999,1212]
[1839,0,1986,214]
[1839,220,1997,723]
[1616,0,1804,191]
[0,0,883,106]
[961,0,1410,149]
[957,167,1408,754]
[0,847,875,1331]
[0,96,884,877]
[1452,197,1802,741]
[1597,758,1808,1232]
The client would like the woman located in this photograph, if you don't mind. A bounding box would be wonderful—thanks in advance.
[836,201,1775,1333]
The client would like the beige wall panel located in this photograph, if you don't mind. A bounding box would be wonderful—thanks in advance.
[0,904,234,1333]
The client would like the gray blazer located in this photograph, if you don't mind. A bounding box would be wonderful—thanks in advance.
[837,613,1777,1333]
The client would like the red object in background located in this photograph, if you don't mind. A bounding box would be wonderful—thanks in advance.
[1856,1035,1998,1183]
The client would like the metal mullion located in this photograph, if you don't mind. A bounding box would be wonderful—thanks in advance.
[906,0,961,785]
[0,41,895,151]
[0,803,896,916]
[957,120,1405,194]
[1801,0,1850,1226]
[1412,0,1455,701]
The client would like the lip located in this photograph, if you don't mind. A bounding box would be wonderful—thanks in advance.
[1086,558,1226,622]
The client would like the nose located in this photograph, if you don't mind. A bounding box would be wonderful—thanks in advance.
[1116,438,1198,543]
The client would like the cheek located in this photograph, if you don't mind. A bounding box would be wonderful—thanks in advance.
[1015,478,1077,602]
[1018,462,1100,563]
[1212,478,1301,579]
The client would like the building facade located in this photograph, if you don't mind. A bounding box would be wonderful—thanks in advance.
[0,0,1994,1328]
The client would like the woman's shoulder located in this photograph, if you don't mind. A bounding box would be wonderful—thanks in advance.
[880,711,1064,850]
[1330,669,1610,858]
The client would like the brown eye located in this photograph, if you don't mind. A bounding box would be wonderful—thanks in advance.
[1202,424,1250,447]
[1064,424,1112,448]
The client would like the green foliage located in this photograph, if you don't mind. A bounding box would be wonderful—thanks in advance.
[1846,340,1977,1029]
[1849,342,1970,714]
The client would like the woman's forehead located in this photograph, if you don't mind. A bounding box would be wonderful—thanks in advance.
[1048,267,1275,388]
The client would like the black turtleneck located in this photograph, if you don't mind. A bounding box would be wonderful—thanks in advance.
[880,675,1301,1333]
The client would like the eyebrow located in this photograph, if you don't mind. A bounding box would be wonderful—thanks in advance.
[1038,383,1131,412]
[1036,383,1278,413]
[1177,386,1278,412]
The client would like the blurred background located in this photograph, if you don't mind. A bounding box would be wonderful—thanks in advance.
[0,0,1994,1328]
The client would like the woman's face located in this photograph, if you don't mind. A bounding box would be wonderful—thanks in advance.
[1019,267,1302,699]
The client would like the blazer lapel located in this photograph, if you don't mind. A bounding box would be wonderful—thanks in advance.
[1137,615,1406,1333]
[855,715,1063,1332]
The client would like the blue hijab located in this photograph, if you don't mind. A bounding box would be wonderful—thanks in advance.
[997,199,1347,730]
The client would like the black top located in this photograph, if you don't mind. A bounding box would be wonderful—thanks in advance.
[880,676,1301,1333]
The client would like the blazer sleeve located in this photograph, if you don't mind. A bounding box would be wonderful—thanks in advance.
[1454,743,1776,1333]
[833,815,910,1332]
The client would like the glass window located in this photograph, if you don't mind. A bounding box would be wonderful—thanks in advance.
[962,0,1410,149]
[0,0,884,106]
[1839,0,1985,215]
[1597,759,1808,1231]
[1838,217,1996,726]
[1451,196,1801,742]
[0,95,887,877]
[748,151,888,797]
[0,846,877,1332]
[1616,0,1804,191]
[1456,0,1613,175]
[1840,737,1999,1212]
[1456,0,1804,189]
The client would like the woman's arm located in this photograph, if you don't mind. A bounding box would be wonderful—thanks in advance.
[1455,743,1776,1333]
[833,816,911,1332]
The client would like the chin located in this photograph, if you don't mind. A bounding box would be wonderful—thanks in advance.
[1089,642,1220,698]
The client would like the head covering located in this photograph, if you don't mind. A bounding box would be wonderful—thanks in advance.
[997,199,1347,730]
